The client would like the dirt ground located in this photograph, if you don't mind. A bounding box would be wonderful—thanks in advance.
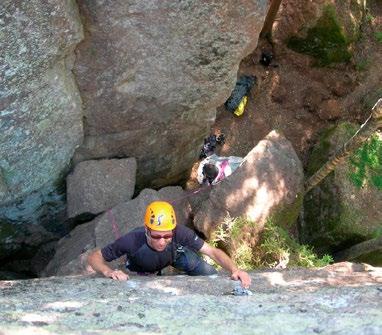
[187,0,382,188]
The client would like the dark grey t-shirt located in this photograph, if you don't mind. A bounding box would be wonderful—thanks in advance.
[101,224,204,273]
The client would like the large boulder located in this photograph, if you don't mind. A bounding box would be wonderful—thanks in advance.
[0,1,84,257]
[193,130,304,240]
[303,122,382,265]
[72,0,268,188]
[43,186,192,276]
[67,158,137,218]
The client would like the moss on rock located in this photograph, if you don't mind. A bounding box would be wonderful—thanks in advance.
[287,5,352,66]
[270,192,304,232]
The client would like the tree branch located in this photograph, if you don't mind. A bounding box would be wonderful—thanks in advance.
[304,98,382,194]
[334,236,382,261]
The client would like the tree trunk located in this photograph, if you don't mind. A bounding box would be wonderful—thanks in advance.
[334,236,382,262]
[260,0,283,40]
[304,98,382,194]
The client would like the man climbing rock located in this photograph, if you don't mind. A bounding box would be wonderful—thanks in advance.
[88,201,251,288]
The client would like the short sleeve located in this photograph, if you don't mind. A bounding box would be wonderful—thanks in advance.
[175,224,204,251]
[101,234,133,262]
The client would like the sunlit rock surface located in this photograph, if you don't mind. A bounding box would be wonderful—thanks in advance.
[1,263,381,334]
[194,130,304,239]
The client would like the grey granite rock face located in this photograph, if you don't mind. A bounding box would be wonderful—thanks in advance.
[67,158,137,218]
[1,262,381,334]
[73,0,268,187]
[0,0,84,204]
[0,1,84,256]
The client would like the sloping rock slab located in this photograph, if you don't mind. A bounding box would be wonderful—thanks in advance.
[194,130,304,238]
[1,263,381,334]
[67,158,137,218]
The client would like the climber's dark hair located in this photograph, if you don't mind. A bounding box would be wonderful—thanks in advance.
[202,164,219,185]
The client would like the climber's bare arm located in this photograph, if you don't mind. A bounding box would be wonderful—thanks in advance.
[87,249,129,281]
[200,242,251,288]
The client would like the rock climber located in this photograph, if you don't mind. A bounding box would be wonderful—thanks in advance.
[197,154,243,185]
[87,201,251,288]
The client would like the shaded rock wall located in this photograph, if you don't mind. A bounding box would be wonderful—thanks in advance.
[303,123,382,264]
[73,0,268,187]
[0,0,84,260]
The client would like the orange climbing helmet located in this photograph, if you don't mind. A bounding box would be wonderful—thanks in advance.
[144,201,177,231]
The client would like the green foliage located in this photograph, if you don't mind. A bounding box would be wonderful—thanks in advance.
[234,243,254,270]
[349,134,382,190]
[209,216,333,270]
[365,13,375,23]
[230,216,251,240]
[375,31,382,43]
[255,220,333,268]
[287,5,352,66]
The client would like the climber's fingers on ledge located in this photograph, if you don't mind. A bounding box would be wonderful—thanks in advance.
[108,270,129,281]
[231,270,251,289]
